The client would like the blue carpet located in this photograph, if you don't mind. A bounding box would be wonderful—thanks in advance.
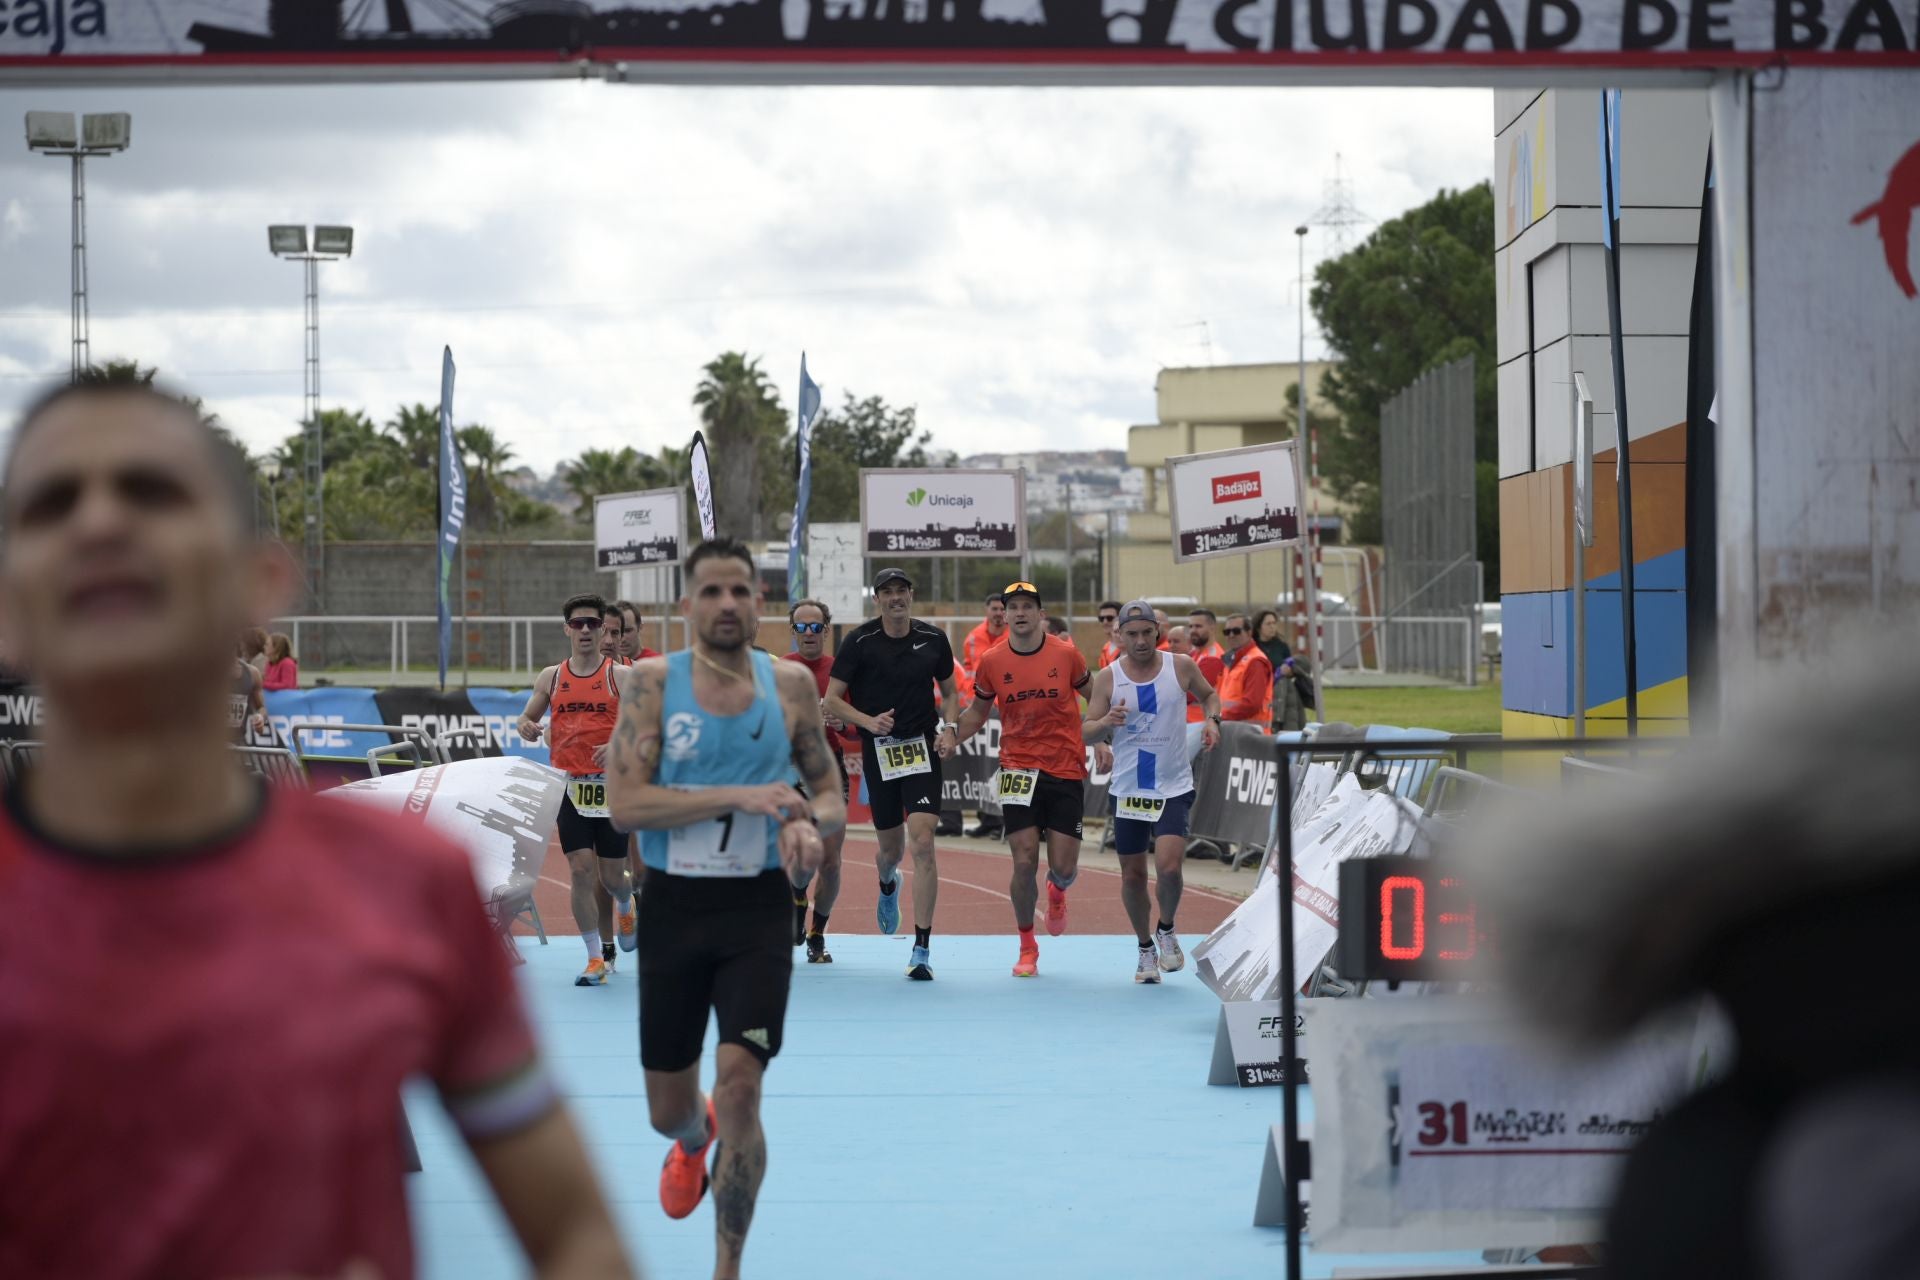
[406,934,1486,1279]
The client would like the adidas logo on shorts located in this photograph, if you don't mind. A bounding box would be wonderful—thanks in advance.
[741,1028,771,1050]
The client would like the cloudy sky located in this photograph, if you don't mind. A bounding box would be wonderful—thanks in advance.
[0,81,1492,471]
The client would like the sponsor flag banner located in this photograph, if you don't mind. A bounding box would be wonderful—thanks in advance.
[330,756,564,905]
[1166,441,1302,563]
[860,467,1025,557]
[436,347,465,692]
[689,431,717,541]
[787,353,824,599]
[593,487,686,570]
[0,6,1902,80]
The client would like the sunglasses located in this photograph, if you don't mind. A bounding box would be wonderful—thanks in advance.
[1002,581,1039,596]
[1222,626,1245,636]
[791,621,826,635]
[1098,614,1117,624]
[564,617,603,632]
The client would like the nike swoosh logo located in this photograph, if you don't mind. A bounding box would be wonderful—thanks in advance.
[913,642,929,650]
[748,712,766,740]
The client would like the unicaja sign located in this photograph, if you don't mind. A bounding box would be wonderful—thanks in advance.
[1213,472,1262,504]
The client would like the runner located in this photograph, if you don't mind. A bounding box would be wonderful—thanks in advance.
[0,375,630,1278]
[823,567,959,980]
[606,537,840,1280]
[614,600,663,661]
[952,581,1091,978]
[516,593,636,986]
[958,594,1012,841]
[230,652,267,740]
[1096,600,1123,668]
[782,597,857,963]
[600,602,631,663]
[1082,600,1221,983]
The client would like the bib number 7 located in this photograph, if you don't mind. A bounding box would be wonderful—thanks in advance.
[668,811,767,878]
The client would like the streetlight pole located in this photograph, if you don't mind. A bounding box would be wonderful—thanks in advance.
[25,112,131,379]
[268,225,353,612]
[1296,225,1325,720]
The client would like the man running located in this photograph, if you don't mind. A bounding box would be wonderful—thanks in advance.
[230,652,267,740]
[1082,600,1221,983]
[823,568,959,980]
[782,597,856,963]
[600,603,630,663]
[952,581,1091,978]
[0,375,631,1278]
[614,600,663,662]
[1096,600,1123,668]
[607,537,839,1280]
[517,593,636,986]
[958,593,1012,840]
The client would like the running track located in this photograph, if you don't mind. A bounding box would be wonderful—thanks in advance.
[519,833,1239,936]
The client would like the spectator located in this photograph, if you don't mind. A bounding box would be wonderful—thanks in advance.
[1254,609,1308,731]
[262,632,299,690]
[1166,624,1191,655]
[1216,613,1273,729]
[1152,609,1172,650]
[1187,608,1225,659]
[1045,615,1071,638]
[240,626,269,677]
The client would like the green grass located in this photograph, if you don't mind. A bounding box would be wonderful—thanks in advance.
[1318,681,1503,735]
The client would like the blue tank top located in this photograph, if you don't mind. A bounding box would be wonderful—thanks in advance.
[639,649,790,874]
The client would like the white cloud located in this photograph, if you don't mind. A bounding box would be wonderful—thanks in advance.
[0,81,1492,470]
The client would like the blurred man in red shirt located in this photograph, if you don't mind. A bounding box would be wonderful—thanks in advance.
[782,598,858,963]
[0,376,632,1280]
[1217,612,1274,730]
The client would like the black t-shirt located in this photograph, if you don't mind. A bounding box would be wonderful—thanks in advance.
[829,618,955,744]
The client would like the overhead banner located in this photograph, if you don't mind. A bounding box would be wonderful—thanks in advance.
[593,487,685,571]
[861,467,1025,557]
[4,4,1914,80]
[1166,440,1303,562]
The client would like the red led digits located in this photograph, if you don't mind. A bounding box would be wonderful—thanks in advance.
[1436,876,1477,961]
[1379,875,1426,961]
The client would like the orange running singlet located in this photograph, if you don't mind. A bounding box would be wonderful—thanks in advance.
[548,656,621,777]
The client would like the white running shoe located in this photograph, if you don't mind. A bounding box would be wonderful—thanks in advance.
[1134,946,1162,984]
[1155,928,1185,973]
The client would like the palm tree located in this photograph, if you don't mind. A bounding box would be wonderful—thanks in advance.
[692,352,786,541]
[386,404,441,473]
[457,424,516,534]
[558,447,671,521]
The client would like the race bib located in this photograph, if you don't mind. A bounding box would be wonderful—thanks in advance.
[668,812,769,878]
[568,775,610,818]
[996,768,1040,805]
[1116,794,1167,823]
[228,694,249,730]
[875,734,932,781]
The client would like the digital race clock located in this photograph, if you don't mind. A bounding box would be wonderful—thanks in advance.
[1335,855,1489,982]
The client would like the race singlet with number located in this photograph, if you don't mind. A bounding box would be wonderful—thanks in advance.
[996,767,1040,805]
[228,694,249,730]
[568,774,610,818]
[668,811,771,878]
[1115,794,1168,822]
[875,734,932,781]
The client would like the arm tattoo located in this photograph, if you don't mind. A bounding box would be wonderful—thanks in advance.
[609,667,662,782]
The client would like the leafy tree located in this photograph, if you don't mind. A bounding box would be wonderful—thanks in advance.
[456,423,516,534]
[558,447,673,520]
[762,391,943,533]
[1310,181,1498,590]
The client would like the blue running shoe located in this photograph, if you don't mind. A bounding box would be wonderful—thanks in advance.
[906,945,934,981]
[876,879,901,935]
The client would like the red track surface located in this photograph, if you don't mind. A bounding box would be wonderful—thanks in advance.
[520,834,1239,937]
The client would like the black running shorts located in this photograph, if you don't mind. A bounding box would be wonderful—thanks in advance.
[1001,771,1085,840]
[557,792,625,859]
[862,735,944,831]
[638,869,793,1072]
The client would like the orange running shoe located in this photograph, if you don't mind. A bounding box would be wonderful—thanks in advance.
[616,902,638,953]
[1045,881,1070,937]
[1012,934,1040,978]
[575,956,610,987]
[659,1095,717,1220]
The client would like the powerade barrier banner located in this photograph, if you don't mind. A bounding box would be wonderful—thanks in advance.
[4,4,1914,78]
[1189,720,1284,846]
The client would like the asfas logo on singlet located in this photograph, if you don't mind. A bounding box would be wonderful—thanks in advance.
[664,712,702,762]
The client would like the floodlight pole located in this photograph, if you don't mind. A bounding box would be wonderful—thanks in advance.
[69,153,88,376]
[1296,226,1325,719]
[270,236,347,610]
